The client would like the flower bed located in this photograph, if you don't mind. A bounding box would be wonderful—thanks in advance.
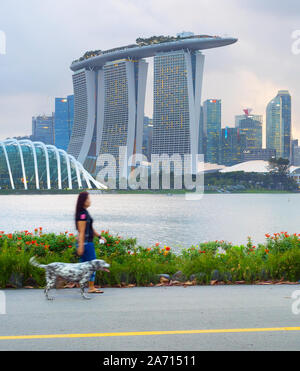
[0,229,300,289]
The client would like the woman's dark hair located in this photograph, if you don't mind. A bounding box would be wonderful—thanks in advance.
[75,192,89,230]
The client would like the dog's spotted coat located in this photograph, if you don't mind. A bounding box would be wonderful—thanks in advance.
[30,257,110,300]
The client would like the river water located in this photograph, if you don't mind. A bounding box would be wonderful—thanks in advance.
[1,194,299,251]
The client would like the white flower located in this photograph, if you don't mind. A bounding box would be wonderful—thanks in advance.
[216,247,226,256]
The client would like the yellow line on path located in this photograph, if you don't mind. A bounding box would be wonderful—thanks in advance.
[1,327,300,341]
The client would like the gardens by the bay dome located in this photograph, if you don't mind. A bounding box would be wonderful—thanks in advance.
[0,139,106,190]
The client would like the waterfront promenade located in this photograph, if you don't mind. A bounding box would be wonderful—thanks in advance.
[0,285,299,351]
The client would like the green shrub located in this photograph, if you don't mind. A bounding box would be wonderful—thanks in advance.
[1,230,300,288]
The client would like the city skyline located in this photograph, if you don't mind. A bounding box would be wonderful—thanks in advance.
[0,0,299,141]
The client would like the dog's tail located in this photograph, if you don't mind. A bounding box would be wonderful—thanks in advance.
[29,257,46,270]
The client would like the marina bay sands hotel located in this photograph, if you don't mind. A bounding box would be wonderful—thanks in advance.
[68,33,238,177]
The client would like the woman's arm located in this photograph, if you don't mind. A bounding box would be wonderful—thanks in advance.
[77,221,86,256]
[93,228,107,244]
[93,229,100,238]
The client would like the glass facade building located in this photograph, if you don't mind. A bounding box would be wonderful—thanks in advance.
[220,127,245,166]
[266,90,292,160]
[242,148,276,162]
[54,95,74,151]
[152,50,204,172]
[235,110,262,128]
[203,99,221,164]
[32,115,55,145]
[238,117,262,151]
[0,139,105,190]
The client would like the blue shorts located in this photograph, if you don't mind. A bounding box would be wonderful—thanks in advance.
[77,242,97,282]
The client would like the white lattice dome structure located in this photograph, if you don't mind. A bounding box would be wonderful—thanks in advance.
[0,139,107,190]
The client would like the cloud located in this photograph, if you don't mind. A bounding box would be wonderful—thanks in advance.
[235,0,300,17]
[0,93,54,138]
[0,0,299,142]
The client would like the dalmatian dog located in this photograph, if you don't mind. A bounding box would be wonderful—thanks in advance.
[30,257,110,300]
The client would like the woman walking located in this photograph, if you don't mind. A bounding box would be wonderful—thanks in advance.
[75,191,107,294]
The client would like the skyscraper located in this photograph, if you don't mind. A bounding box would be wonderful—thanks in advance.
[291,139,299,165]
[54,95,74,151]
[220,127,245,166]
[235,109,262,128]
[238,118,262,151]
[32,115,55,145]
[235,109,262,151]
[98,59,148,177]
[151,50,205,172]
[203,99,221,164]
[266,90,292,160]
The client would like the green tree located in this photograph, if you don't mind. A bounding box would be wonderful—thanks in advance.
[268,158,290,176]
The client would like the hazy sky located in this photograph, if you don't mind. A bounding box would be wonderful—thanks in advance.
[0,0,299,143]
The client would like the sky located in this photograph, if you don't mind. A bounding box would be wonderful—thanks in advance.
[0,0,299,144]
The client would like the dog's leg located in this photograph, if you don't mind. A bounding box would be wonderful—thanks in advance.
[45,274,56,301]
[79,277,92,300]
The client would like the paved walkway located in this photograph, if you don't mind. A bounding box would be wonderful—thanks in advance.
[0,285,300,351]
